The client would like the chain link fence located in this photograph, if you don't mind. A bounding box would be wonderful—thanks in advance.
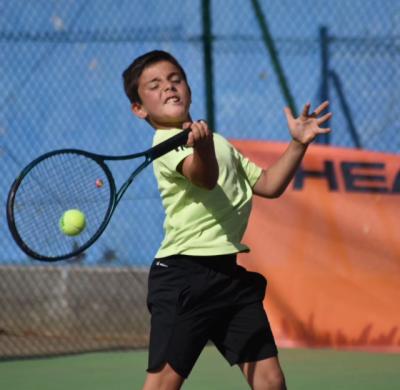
[1,0,399,357]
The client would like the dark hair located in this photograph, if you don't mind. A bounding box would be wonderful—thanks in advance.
[122,50,189,104]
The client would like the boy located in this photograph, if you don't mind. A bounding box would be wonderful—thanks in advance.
[122,50,332,390]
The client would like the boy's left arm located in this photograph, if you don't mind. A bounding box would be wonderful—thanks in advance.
[253,101,332,198]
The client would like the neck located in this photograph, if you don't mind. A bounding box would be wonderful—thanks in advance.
[150,115,192,130]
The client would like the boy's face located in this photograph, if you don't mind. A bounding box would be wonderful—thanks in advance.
[132,60,191,129]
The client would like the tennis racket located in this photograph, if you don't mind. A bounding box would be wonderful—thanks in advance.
[7,128,190,262]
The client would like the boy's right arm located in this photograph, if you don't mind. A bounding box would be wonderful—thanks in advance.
[178,121,219,190]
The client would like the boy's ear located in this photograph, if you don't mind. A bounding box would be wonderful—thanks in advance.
[131,102,148,119]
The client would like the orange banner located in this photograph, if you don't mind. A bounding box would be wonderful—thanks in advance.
[232,140,400,353]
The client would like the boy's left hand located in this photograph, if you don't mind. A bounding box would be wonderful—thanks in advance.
[284,101,332,145]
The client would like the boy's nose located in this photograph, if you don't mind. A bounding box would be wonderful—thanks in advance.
[164,83,176,92]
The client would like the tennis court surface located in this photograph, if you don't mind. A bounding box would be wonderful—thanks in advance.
[1,345,399,389]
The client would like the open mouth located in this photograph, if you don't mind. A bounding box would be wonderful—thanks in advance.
[165,96,180,104]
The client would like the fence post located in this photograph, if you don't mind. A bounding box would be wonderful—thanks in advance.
[318,25,331,144]
[201,0,215,131]
[250,0,297,117]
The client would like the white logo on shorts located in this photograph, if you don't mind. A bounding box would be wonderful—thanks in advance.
[156,261,168,268]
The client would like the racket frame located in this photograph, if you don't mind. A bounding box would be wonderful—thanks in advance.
[7,129,190,261]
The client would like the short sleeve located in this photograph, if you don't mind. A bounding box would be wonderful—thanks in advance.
[233,148,263,188]
[152,129,193,178]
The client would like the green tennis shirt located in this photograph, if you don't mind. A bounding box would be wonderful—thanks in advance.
[152,128,262,258]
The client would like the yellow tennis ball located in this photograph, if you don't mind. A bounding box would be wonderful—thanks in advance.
[59,209,86,236]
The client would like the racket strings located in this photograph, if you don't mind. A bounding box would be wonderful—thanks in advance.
[13,153,112,259]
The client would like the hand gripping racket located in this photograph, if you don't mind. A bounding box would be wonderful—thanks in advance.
[6,128,190,262]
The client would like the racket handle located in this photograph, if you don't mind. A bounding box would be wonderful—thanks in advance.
[148,127,191,160]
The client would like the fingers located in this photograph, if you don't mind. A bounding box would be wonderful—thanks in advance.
[301,101,332,128]
[301,102,311,117]
[284,106,294,122]
[285,101,331,123]
[186,120,212,147]
[318,127,331,134]
[182,121,192,130]
[317,112,333,126]
[313,100,330,116]
[191,119,210,139]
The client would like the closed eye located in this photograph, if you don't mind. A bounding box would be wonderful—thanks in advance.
[148,82,159,90]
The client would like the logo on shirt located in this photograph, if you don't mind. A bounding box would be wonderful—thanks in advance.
[174,145,187,152]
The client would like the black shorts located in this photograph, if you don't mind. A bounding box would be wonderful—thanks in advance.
[146,254,278,378]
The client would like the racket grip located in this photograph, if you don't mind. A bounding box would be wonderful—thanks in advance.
[148,127,191,160]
